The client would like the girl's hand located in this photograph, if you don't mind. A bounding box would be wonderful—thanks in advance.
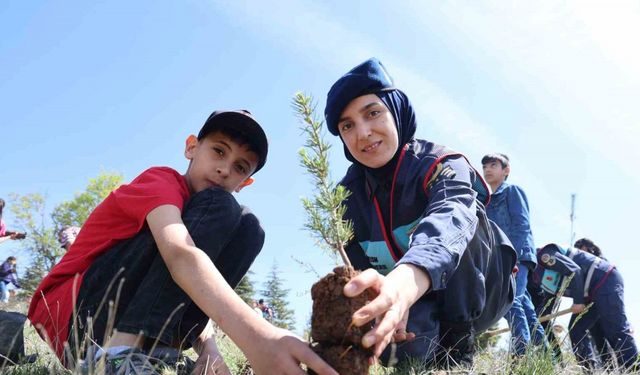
[392,309,415,343]
[344,265,428,358]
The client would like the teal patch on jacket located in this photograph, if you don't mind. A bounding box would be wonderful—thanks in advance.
[359,240,395,275]
[391,218,421,252]
[540,246,569,294]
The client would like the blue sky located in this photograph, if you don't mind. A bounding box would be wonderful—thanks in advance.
[2,0,639,341]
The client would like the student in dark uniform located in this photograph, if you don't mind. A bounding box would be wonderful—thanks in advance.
[533,243,638,371]
[573,238,615,369]
[324,58,517,370]
[527,270,565,363]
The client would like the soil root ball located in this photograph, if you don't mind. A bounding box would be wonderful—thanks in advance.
[308,343,371,375]
[309,266,374,375]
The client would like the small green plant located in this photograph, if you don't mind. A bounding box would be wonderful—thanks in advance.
[292,92,353,267]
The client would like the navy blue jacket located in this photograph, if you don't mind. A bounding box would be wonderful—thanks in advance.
[533,244,614,304]
[341,139,515,326]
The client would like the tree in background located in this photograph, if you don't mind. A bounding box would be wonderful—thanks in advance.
[261,262,295,330]
[234,270,257,305]
[8,193,60,293]
[9,171,123,293]
[51,172,124,228]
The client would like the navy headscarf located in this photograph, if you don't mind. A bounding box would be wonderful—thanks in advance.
[325,58,417,169]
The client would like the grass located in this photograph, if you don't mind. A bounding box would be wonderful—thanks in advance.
[1,298,634,375]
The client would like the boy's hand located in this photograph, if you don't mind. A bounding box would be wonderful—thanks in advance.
[344,265,429,358]
[245,326,338,375]
[194,340,231,375]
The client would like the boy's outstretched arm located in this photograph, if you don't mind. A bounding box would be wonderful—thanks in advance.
[147,204,337,375]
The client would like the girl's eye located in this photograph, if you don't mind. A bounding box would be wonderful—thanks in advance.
[369,110,380,117]
[340,122,352,132]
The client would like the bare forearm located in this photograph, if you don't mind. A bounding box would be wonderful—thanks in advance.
[167,248,269,353]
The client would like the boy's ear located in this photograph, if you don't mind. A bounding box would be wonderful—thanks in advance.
[234,177,254,193]
[504,165,511,178]
[184,135,198,160]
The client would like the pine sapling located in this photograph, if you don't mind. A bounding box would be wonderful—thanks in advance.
[292,92,372,375]
[292,92,353,268]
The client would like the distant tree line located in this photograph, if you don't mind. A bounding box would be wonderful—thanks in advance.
[234,262,296,331]
[8,172,123,292]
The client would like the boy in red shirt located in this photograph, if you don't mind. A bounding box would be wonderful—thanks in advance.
[28,110,337,375]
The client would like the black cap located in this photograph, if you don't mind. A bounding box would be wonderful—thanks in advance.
[198,110,269,174]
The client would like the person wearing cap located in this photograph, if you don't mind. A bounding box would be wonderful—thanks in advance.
[481,153,547,356]
[28,110,337,375]
[531,243,638,371]
[326,58,517,370]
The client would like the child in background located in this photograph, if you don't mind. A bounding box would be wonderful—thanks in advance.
[57,225,81,251]
[481,153,546,355]
[258,299,274,321]
[574,238,615,369]
[1,256,21,303]
[533,243,637,371]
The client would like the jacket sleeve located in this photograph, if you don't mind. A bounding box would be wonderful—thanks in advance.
[396,156,478,291]
[506,185,535,262]
[539,245,585,304]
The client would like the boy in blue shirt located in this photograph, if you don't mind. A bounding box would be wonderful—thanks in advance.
[482,153,546,355]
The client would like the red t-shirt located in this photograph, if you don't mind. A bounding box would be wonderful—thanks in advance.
[28,167,191,360]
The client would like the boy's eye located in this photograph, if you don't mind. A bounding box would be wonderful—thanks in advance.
[235,164,247,174]
[213,147,224,156]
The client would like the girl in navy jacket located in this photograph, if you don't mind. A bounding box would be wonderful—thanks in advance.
[324,58,517,369]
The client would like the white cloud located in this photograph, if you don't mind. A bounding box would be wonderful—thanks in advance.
[426,1,640,181]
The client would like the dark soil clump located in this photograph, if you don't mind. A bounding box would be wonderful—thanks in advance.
[307,344,371,375]
[308,266,373,375]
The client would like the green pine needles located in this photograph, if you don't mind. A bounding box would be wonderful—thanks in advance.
[292,92,354,268]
